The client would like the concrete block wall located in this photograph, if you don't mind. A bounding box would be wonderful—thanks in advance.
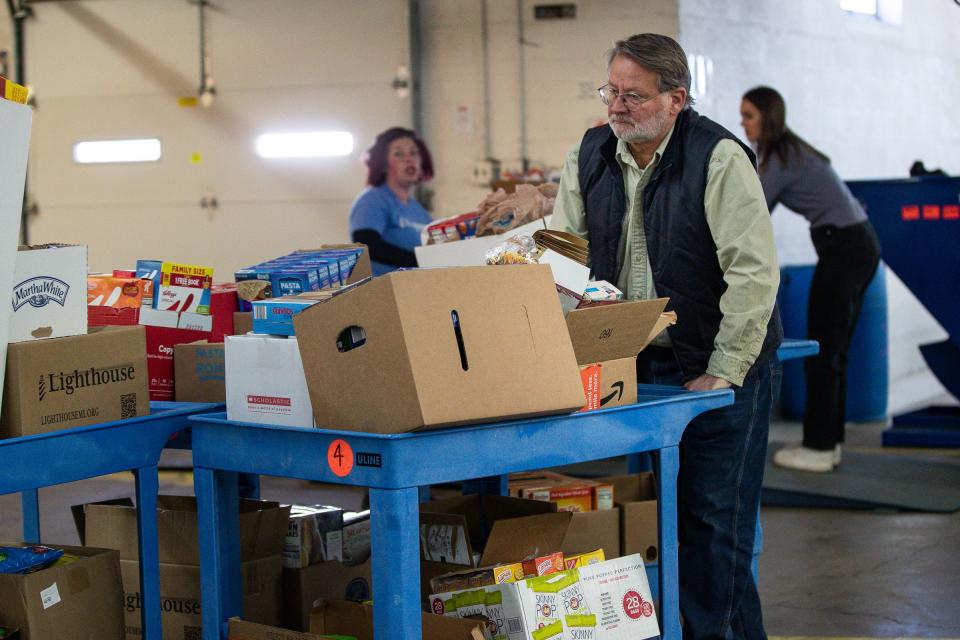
[420,0,677,217]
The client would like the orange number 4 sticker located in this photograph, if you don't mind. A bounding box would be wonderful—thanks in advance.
[327,439,354,477]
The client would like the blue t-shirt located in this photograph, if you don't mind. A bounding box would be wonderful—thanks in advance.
[348,184,432,275]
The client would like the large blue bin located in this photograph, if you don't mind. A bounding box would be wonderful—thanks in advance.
[778,263,888,422]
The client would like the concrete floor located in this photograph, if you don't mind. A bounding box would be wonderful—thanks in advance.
[2,418,958,638]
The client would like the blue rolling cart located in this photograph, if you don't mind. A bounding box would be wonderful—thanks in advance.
[0,400,220,640]
[847,176,960,447]
[189,386,732,640]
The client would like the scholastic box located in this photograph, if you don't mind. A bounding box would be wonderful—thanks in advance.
[0,326,149,438]
[293,265,585,434]
[225,334,313,427]
[9,244,88,343]
[0,544,124,640]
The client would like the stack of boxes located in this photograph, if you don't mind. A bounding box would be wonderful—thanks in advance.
[2,244,151,439]
[225,244,372,427]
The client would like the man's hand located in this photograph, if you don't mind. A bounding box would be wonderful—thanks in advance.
[684,374,732,391]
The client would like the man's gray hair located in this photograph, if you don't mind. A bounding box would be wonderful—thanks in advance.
[608,33,695,108]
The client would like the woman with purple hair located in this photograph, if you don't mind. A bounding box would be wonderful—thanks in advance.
[349,127,435,275]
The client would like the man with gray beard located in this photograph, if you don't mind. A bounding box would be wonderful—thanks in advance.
[551,33,782,639]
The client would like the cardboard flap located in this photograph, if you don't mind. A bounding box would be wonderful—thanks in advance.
[565,298,674,364]
[228,617,322,640]
[421,494,483,552]
[480,512,572,566]
[310,600,485,640]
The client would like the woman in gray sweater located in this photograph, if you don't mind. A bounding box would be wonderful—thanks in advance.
[740,86,881,473]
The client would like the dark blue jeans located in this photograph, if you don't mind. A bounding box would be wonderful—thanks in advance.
[636,347,781,640]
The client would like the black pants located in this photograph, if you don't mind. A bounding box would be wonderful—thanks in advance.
[803,221,881,451]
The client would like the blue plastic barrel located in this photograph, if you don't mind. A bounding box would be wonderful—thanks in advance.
[778,263,888,422]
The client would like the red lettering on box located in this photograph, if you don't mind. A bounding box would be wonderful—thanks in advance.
[943,205,959,220]
[247,395,291,407]
[901,205,919,220]
[923,205,941,220]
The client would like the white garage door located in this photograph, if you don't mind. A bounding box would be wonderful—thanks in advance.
[26,0,411,276]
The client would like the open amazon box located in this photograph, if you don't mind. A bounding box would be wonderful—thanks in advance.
[567,297,676,411]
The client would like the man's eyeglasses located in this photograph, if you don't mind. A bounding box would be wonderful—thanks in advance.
[598,84,665,109]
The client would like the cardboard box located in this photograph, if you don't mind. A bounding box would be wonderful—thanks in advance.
[429,554,658,640]
[225,334,313,427]
[9,244,88,343]
[317,244,372,285]
[0,92,32,415]
[282,559,371,632]
[144,324,211,401]
[228,617,327,640]
[414,217,551,268]
[578,356,638,411]
[0,326,149,438]
[80,496,289,640]
[508,471,614,511]
[422,496,619,594]
[284,505,344,569]
[0,544,125,640]
[293,265,585,434]
[310,600,485,640]
[234,311,253,335]
[599,474,659,563]
[566,298,674,414]
[174,340,225,403]
[208,283,239,342]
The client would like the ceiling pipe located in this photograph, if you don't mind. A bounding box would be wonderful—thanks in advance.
[7,0,31,244]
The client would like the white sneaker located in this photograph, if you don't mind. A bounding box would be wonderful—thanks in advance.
[833,444,842,467]
[773,445,834,473]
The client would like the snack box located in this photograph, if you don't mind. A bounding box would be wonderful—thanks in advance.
[156,262,214,314]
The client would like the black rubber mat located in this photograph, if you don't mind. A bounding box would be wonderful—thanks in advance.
[763,444,960,512]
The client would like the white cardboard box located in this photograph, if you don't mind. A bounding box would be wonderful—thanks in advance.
[0,96,31,412]
[414,216,551,268]
[8,244,88,343]
[428,554,659,639]
[225,333,314,427]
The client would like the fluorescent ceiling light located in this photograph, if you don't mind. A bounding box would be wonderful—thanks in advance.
[255,131,354,159]
[841,0,877,15]
[73,138,162,164]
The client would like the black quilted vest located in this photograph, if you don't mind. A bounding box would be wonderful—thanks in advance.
[577,108,782,381]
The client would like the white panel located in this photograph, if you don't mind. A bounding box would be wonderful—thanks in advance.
[678,0,960,412]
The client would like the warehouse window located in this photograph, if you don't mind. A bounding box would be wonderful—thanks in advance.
[841,0,877,15]
[73,138,162,164]
[841,0,902,24]
[255,131,354,159]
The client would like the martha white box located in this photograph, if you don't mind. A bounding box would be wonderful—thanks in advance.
[414,216,551,268]
[9,245,87,343]
[225,333,314,427]
[0,96,32,410]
